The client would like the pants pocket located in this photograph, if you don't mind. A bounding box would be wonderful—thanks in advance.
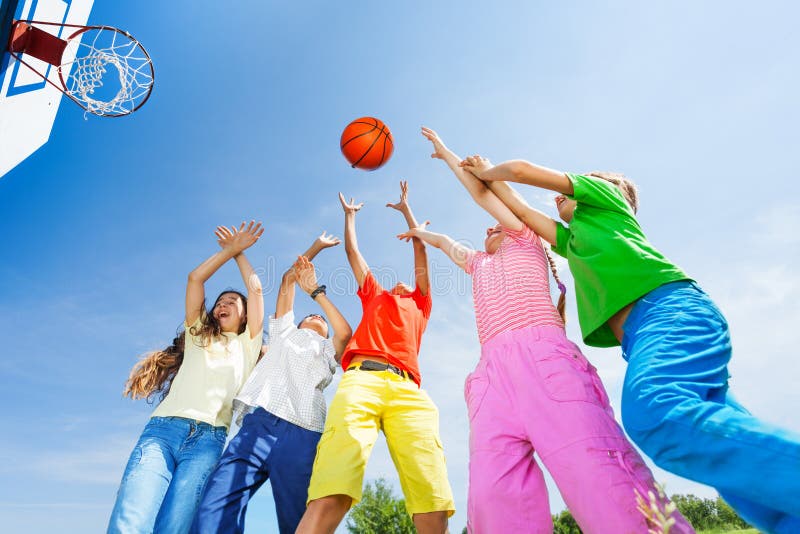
[534,346,601,404]
[311,428,335,472]
[464,368,490,422]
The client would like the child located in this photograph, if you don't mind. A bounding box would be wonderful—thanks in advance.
[398,128,692,533]
[107,222,265,534]
[295,184,455,534]
[461,154,800,534]
[191,232,352,534]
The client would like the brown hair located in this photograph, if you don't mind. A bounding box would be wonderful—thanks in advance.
[588,171,639,214]
[188,290,248,348]
[123,290,248,403]
[123,333,185,403]
[543,247,567,323]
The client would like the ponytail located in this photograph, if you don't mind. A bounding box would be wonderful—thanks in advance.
[543,246,567,323]
[123,333,185,404]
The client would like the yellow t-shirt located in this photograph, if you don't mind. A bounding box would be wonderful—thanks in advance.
[151,317,262,429]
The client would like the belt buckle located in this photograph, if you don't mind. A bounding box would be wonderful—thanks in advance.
[387,364,407,379]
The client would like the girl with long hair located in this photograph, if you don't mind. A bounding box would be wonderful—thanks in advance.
[107,222,265,534]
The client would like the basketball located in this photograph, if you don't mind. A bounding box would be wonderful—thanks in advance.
[340,117,394,171]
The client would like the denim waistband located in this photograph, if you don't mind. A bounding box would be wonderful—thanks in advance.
[638,279,698,302]
[621,280,700,361]
[150,416,225,431]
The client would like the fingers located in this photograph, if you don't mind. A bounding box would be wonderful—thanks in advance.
[420,126,437,140]
[319,231,341,245]
[293,255,311,271]
[338,192,347,206]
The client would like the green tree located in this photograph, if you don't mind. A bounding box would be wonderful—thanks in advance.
[552,509,582,534]
[670,493,751,531]
[670,494,715,530]
[715,496,750,530]
[346,478,415,534]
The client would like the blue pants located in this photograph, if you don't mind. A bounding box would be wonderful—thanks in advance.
[191,408,322,534]
[107,416,227,534]
[620,281,800,534]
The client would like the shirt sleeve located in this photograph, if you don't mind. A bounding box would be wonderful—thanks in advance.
[411,287,433,319]
[553,223,571,257]
[568,173,632,214]
[462,249,480,275]
[357,271,382,306]
[501,224,538,245]
[268,310,296,340]
[182,316,203,350]
[240,325,265,370]
[322,339,337,374]
[183,315,203,330]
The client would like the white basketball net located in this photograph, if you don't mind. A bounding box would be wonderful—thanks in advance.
[60,26,154,117]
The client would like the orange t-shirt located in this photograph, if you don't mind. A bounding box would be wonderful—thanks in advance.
[340,271,432,385]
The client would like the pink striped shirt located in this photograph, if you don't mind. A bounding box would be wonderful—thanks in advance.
[465,225,564,344]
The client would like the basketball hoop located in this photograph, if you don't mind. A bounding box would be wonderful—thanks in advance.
[7,20,154,117]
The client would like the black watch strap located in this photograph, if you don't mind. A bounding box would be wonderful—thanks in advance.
[310,285,327,300]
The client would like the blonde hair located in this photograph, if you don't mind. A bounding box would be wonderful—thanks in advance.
[543,247,567,323]
[588,171,639,214]
[123,333,185,403]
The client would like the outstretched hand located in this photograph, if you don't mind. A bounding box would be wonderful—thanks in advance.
[314,231,341,249]
[421,126,448,160]
[396,221,430,242]
[339,192,364,215]
[215,221,264,255]
[293,255,319,295]
[385,180,410,212]
[459,154,493,179]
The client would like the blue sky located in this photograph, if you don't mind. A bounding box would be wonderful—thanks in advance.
[1,1,799,532]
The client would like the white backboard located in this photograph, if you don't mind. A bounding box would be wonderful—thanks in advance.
[0,0,94,178]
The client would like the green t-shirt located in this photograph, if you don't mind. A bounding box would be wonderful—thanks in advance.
[553,174,690,347]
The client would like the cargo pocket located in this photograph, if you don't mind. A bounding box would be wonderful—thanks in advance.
[464,370,490,422]
[311,427,335,471]
[534,346,599,403]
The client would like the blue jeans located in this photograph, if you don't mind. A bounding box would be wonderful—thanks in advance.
[107,416,227,534]
[191,408,322,534]
[621,281,800,534]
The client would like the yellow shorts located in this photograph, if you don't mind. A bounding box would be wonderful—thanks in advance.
[307,368,455,517]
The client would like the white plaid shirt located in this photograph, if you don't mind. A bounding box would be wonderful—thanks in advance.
[232,310,337,433]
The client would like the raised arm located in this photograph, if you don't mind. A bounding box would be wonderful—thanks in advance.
[339,193,369,287]
[459,155,560,244]
[461,156,574,195]
[275,232,341,317]
[386,181,429,295]
[421,127,522,231]
[215,222,265,338]
[397,223,474,271]
[185,221,264,326]
[294,256,353,362]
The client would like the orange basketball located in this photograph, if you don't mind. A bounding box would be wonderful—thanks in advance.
[340,117,394,171]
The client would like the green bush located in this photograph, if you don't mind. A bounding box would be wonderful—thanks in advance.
[345,478,415,534]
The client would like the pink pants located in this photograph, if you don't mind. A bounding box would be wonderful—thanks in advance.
[465,325,694,534]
